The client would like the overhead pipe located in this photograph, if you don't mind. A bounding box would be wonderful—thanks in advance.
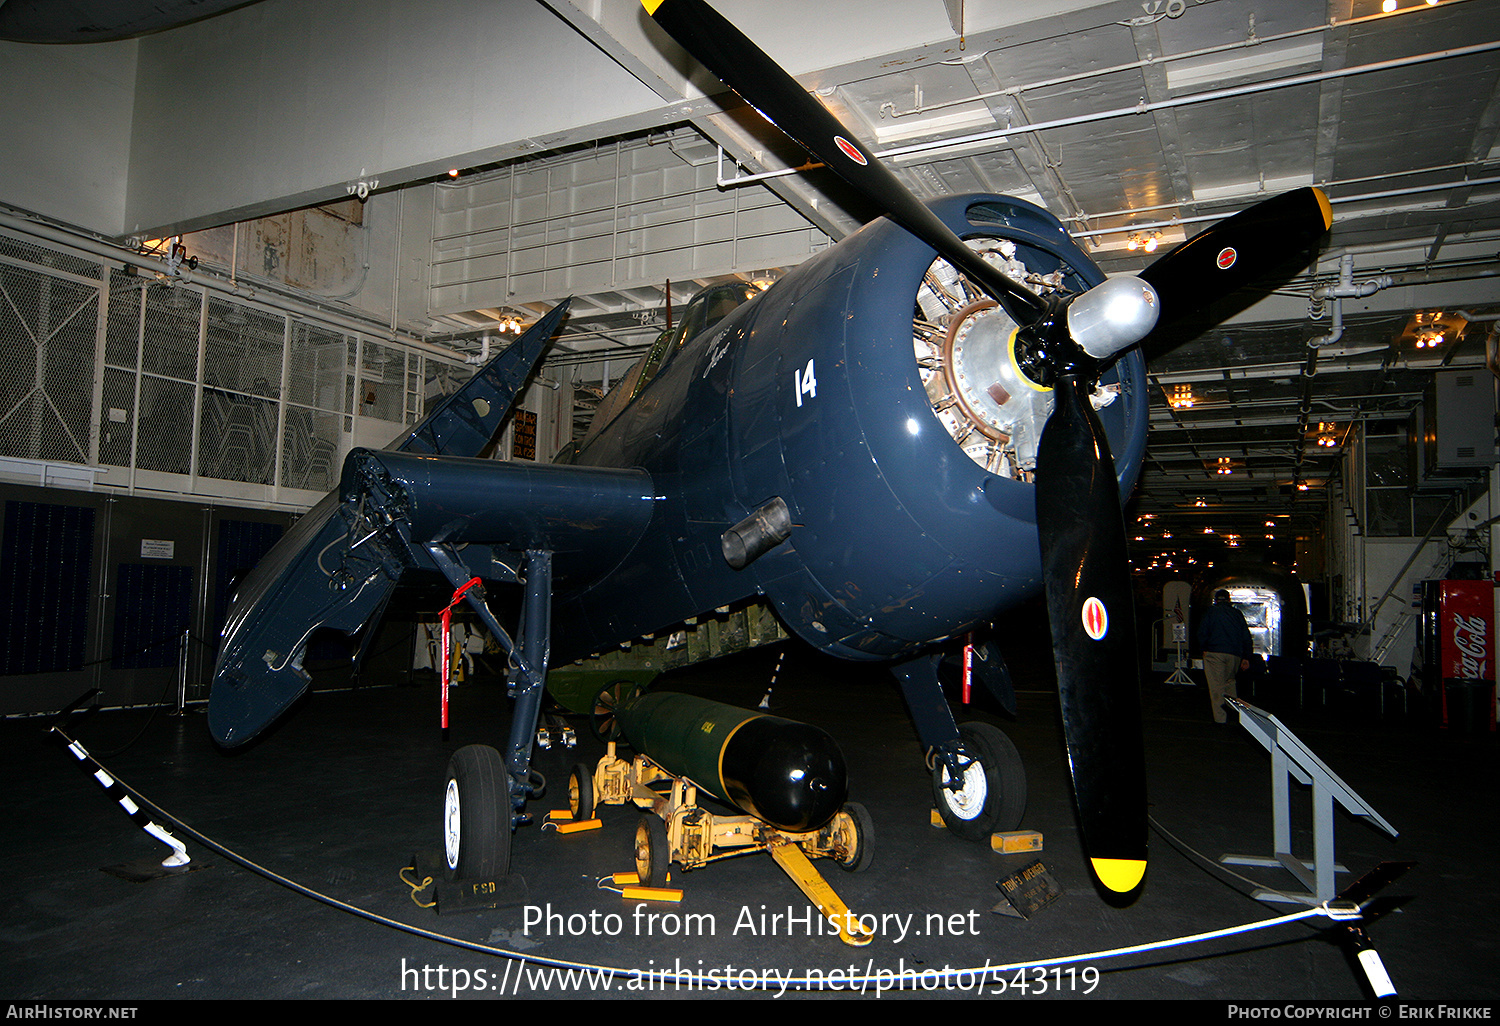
[465,333,494,366]
[873,41,1500,164]
[1290,253,1394,482]
[881,0,1481,123]
[1308,254,1395,355]
[1069,175,1500,247]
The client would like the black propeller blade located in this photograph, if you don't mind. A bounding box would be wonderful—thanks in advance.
[642,0,1046,327]
[1036,375,1147,893]
[1139,187,1332,354]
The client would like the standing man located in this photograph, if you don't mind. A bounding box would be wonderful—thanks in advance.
[1198,589,1254,724]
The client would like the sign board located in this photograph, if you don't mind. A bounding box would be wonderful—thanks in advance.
[511,409,537,461]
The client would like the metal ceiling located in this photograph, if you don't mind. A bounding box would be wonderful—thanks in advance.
[522,0,1500,573]
[20,0,1494,571]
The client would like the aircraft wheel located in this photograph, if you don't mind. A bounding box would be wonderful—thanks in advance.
[931,722,1027,841]
[834,801,874,873]
[568,762,595,821]
[590,680,640,742]
[634,814,671,889]
[443,744,511,881]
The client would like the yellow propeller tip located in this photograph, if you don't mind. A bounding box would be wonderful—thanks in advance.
[1090,857,1147,893]
[1312,187,1333,230]
[642,0,664,13]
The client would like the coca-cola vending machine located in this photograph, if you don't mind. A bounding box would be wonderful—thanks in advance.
[1419,579,1496,731]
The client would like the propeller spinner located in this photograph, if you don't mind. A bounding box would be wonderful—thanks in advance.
[643,0,1331,895]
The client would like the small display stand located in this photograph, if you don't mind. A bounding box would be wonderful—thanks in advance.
[1220,698,1398,905]
[1165,623,1194,686]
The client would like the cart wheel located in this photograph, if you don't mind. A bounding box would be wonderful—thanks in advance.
[443,745,510,881]
[568,762,595,821]
[634,815,671,889]
[591,680,640,742]
[834,801,874,873]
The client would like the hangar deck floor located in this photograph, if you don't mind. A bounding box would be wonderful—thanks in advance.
[4,641,1496,1004]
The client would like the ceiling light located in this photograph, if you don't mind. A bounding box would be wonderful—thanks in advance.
[1166,39,1323,91]
[1192,175,1313,204]
[1144,232,1160,253]
[873,106,996,146]
[1170,384,1195,409]
[1382,0,1398,10]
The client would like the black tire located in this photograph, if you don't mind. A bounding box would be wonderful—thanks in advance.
[443,744,511,881]
[835,801,875,873]
[634,814,671,889]
[931,721,1027,841]
[568,762,595,821]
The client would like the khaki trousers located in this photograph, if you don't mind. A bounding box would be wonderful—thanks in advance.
[1202,651,1240,723]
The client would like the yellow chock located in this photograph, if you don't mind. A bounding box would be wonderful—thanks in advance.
[611,871,640,885]
[547,810,574,821]
[930,808,945,828]
[555,818,602,834]
[990,831,1044,854]
[622,885,683,902]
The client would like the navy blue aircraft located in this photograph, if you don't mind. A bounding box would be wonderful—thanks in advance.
[208,0,1331,898]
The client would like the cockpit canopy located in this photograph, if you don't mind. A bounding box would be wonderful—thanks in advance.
[568,281,761,454]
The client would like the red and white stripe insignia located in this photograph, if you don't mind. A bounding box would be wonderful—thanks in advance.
[834,136,868,166]
[1216,247,1238,270]
[1081,596,1108,640]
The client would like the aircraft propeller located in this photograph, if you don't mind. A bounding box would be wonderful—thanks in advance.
[642,0,1330,895]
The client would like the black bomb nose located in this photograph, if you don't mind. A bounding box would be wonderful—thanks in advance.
[616,692,849,832]
[721,717,847,831]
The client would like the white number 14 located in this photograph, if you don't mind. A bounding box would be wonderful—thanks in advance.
[794,359,818,407]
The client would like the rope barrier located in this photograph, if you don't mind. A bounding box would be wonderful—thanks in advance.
[48,722,1372,993]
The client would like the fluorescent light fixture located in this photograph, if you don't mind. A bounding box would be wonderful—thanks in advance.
[1166,40,1324,92]
[1192,175,1314,204]
[888,135,1010,165]
[875,106,996,145]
